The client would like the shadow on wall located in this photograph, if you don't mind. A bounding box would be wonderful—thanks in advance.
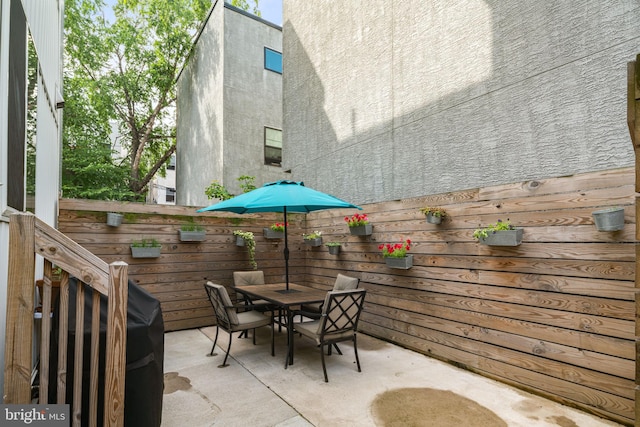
[282,1,637,205]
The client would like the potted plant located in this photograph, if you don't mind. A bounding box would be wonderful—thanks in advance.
[233,230,257,269]
[303,230,323,246]
[379,239,413,269]
[264,222,286,239]
[592,207,625,231]
[106,212,123,227]
[473,219,523,246]
[179,223,206,241]
[420,207,447,224]
[345,213,372,236]
[130,238,162,258]
[326,242,342,255]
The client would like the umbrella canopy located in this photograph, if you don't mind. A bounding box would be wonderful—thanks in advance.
[197,180,361,290]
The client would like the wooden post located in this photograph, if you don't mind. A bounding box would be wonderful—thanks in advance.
[103,262,128,427]
[628,57,640,427]
[3,213,36,403]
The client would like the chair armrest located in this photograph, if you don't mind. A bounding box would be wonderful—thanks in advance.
[290,308,322,319]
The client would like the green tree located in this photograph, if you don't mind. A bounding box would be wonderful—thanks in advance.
[62,0,260,200]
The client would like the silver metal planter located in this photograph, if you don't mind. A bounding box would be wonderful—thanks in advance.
[479,229,523,246]
[263,228,284,239]
[106,212,123,227]
[304,237,323,246]
[592,207,625,231]
[425,213,442,224]
[327,245,341,255]
[179,230,206,242]
[349,224,373,236]
[385,254,413,269]
[130,245,161,258]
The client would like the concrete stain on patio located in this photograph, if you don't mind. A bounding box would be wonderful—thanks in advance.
[371,387,507,427]
[163,372,192,394]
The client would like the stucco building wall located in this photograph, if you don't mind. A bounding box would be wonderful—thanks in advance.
[282,0,640,205]
[176,2,285,207]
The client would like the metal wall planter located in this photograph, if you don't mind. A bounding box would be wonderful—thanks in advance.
[179,230,206,242]
[106,212,123,227]
[425,213,442,224]
[304,237,323,246]
[327,245,341,255]
[479,229,523,246]
[385,254,413,269]
[592,207,625,231]
[263,228,284,239]
[349,224,373,236]
[130,246,161,258]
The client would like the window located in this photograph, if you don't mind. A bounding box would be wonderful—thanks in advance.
[265,127,282,166]
[166,187,176,203]
[264,47,282,74]
[167,155,176,170]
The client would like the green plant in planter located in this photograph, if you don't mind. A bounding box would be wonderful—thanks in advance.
[131,238,161,248]
[472,219,514,241]
[180,223,205,232]
[233,230,257,269]
[303,231,322,240]
[325,242,341,247]
[419,207,447,218]
[270,222,288,232]
[378,239,411,258]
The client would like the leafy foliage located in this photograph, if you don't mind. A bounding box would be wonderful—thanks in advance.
[472,219,515,240]
[378,239,411,258]
[205,175,257,200]
[62,0,259,200]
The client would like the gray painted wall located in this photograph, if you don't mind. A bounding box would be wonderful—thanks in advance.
[176,3,285,207]
[282,0,640,205]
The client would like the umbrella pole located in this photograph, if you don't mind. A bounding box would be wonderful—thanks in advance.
[284,207,289,291]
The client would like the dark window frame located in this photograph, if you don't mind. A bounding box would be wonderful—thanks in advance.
[264,127,282,167]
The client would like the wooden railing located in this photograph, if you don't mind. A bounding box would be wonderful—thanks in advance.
[3,212,128,427]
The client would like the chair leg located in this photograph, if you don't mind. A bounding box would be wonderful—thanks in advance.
[353,335,361,373]
[210,326,220,356]
[333,343,342,355]
[220,333,233,367]
[320,343,329,382]
[271,312,275,357]
[252,328,257,345]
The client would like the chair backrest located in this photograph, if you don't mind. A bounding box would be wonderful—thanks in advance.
[318,289,366,336]
[333,274,359,291]
[204,282,239,329]
[233,270,265,287]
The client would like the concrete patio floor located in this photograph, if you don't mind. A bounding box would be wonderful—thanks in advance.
[161,326,623,426]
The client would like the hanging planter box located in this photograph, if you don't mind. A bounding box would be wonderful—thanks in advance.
[106,212,123,227]
[327,245,341,255]
[263,228,284,239]
[425,213,443,225]
[385,254,413,269]
[479,229,523,246]
[592,207,625,231]
[304,237,323,247]
[349,224,372,236]
[179,230,206,242]
[130,245,161,258]
[236,235,246,246]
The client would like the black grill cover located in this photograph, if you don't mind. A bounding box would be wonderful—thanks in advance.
[49,278,164,427]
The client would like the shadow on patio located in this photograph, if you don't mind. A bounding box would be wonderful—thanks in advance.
[161,326,622,427]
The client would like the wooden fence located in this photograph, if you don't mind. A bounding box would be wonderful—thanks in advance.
[59,167,636,424]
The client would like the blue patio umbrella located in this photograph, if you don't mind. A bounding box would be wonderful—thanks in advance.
[197,180,361,291]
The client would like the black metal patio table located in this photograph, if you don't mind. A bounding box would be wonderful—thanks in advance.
[233,283,327,367]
